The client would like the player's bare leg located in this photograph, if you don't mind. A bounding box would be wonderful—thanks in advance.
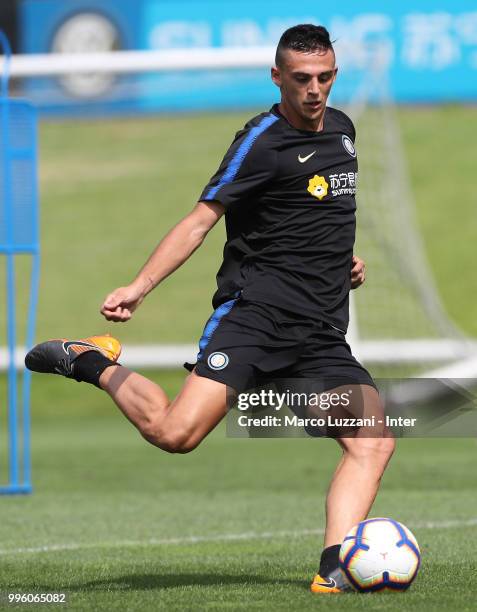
[25,335,228,453]
[99,366,228,452]
[311,385,395,593]
[324,385,395,546]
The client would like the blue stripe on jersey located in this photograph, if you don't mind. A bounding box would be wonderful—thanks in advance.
[204,114,278,200]
[197,296,239,359]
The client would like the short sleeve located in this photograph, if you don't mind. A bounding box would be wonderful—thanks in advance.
[199,114,278,208]
[348,117,356,142]
[332,107,356,142]
[343,113,355,142]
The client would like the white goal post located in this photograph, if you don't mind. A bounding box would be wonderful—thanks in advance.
[1,48,276,77]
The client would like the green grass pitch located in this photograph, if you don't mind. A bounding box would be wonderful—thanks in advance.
[1,372,477,610]
[0,106,476,609]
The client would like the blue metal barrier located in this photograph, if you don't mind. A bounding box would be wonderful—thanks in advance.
[0,29,39,495]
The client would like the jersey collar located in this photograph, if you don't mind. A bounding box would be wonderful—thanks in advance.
[270,103,328,135]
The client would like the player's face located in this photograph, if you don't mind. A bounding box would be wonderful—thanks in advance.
[272,48,337,130]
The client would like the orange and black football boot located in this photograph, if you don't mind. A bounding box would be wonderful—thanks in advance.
[25,335,121,378]
[310,567,352,594]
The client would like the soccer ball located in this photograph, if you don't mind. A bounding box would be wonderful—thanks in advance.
[339,518,421,592]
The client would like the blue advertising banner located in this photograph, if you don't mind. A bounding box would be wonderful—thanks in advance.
[19,0,477,115]
[19,0,145,115]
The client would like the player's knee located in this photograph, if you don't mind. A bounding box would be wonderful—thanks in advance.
[344,435,395,466]
[173,436,200,454]
[371,436,395,464]
[142,426,198,454]
[378,437,396,459]
[160,431,199,454]
[367,436,395,461]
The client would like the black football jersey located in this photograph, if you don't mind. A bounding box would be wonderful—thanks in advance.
[200,103,358,332]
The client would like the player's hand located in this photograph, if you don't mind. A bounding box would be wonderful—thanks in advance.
[100,284,145,322]
[351,255,366,289]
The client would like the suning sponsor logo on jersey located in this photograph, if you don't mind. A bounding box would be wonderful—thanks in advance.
[307,175,329,200]
[329,172,358,197]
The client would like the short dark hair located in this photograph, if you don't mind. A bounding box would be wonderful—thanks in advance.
[275,24,334,67]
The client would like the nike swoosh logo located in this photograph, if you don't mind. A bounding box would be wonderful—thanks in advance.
[62,340,99,355]
[298,150,316,163]
[314,577,336,588]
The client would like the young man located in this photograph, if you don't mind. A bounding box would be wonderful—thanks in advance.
[26,24,394,593]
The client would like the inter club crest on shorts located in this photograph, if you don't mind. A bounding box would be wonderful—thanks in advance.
[208,352,229,370]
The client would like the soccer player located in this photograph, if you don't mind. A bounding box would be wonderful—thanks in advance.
[26,24,395,593]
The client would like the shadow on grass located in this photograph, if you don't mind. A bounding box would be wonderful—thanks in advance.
[65,573,308,591]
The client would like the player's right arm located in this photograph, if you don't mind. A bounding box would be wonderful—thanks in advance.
[100,200,224,322]
[102,113,277,323]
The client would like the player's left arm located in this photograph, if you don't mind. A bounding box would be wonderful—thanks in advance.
[342,114,363,289]
[351,255,365,289]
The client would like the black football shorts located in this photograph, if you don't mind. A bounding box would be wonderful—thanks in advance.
[184,296,376,394]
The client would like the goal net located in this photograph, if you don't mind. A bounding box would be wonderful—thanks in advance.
[339,53,475,374]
